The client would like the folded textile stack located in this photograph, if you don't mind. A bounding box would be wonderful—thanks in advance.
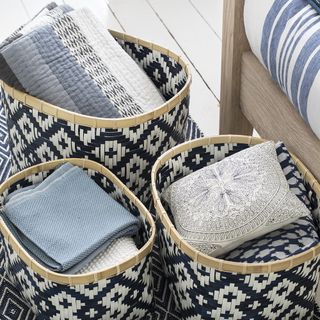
[222,215,319,262]
[0,2,164,118]
[1,163,140,273]
[0,2,59,50]
[78,237,139,274]
[162,141,317,258]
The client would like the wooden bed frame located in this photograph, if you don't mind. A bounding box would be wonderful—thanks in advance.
[219,0,320,181]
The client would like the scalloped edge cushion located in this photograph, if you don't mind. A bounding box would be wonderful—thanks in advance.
[162,141,310,257]
[223,142,319,263]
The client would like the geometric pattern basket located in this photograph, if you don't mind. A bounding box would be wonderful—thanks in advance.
[0,129,319,319]
[0,117,201,320]
[0,98,10,183]
[151,135,320,319]
[0,158,156,319]
[0,30,191,205]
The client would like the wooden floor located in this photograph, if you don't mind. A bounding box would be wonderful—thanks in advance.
[0,0,222,136]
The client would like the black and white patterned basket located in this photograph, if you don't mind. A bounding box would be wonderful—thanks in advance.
[0,30,191,204]
[151,135,320,319]
[0,158,155,319]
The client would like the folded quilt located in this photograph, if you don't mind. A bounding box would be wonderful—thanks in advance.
[0,3,73,90]
[0,5,118,117]
[2,163,140,273]
[69,8,165,113]
[0,3,165,118]
[0,2,60,51]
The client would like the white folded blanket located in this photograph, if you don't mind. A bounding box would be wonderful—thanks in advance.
[71,8,165,113]
[78,237,139,274]
[0,3,165,118]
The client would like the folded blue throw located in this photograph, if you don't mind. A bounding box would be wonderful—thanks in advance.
[2,163,140,273]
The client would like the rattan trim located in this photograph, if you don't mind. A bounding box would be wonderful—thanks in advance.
[151,134,320,274]
[0,158,156,285]
[0,30,191,129]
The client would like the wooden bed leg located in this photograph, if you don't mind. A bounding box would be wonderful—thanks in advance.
[219,0,253,135]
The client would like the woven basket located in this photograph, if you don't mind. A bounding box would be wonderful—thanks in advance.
[0,30,191,204]
[151,135,320,319]
[0,158,155,319]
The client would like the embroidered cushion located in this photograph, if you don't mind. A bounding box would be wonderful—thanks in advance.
[222,141,319,262]
[162,141,310,257]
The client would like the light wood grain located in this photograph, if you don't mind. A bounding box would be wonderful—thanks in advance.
[20,0,123,31]
[109,0,220,136]
[109,0,170,47]
[105,6,124,32]
[65,0,111,28]
[241,52,320,181]
[219,0,253,135]
[149,0,221,100]
[189,0,223,40]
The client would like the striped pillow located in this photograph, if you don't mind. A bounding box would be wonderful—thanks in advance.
[245,0,320,138]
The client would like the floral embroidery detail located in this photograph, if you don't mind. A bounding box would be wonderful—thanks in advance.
[162,142,310,257]
[189,158,261,215]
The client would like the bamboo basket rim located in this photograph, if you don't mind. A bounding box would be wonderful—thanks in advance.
[151,134,320,274]
[0,29,191,129]
[0,158,156,285]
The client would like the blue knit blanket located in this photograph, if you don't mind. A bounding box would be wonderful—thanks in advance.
[2,163,140,273]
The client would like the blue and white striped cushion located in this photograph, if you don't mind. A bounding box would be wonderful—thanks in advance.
[244,0,320,138]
